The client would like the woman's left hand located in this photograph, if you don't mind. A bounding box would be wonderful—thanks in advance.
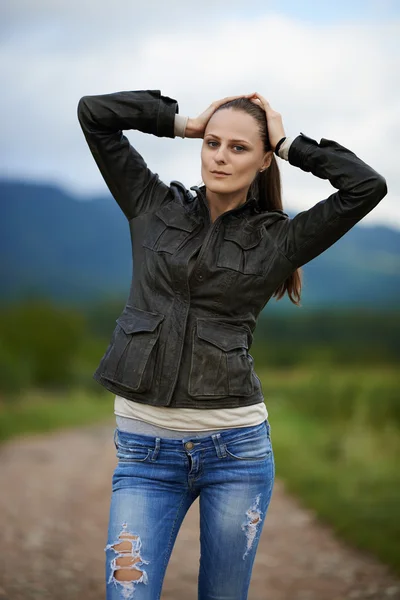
[248,92,286,151]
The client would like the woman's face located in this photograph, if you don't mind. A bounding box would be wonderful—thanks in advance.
[201,108,271,198]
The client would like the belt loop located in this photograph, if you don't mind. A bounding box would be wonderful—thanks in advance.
[211,432,227,458]
[113,427,118,450]
[150,437,161,461]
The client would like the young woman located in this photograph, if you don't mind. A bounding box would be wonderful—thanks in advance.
[77,89,387,600]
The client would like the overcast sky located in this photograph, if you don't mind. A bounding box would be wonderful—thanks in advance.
[1,0,399,229]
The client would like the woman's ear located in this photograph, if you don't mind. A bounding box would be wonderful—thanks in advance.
[264,150,273,169]
[260,150,273,172]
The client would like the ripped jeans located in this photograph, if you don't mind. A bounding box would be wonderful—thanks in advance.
[105,419,275,600]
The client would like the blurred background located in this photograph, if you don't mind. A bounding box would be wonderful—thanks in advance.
[0,0,399,598]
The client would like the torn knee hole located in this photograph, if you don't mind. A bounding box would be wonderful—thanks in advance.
[106,523,149,588]
[242,494,263,559]
[112,532,139,553]
[250,516,260,524]
[114,563,143,582]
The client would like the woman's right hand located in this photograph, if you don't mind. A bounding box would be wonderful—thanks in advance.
[185,93,255,138]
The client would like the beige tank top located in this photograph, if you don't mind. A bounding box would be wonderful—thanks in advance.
[114,395,268,431]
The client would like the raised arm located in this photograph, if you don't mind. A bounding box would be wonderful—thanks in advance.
[77,89,178,220]
[271,132,388,269]
[248,92,388,270]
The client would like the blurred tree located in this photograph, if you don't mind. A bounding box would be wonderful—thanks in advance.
[0,300,85,388]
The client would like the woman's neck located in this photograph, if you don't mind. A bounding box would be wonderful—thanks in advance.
[205,187,248,222]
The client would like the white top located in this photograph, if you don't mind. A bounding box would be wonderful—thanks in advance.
[114,113,291,431]
[114,395,268,431]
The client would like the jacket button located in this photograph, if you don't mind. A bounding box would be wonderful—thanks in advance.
[198,273,203,280]
[185,441,194,450]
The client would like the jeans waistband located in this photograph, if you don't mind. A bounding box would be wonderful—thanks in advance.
[114,418,270,455]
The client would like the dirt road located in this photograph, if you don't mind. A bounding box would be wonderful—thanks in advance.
[0,421,399,600]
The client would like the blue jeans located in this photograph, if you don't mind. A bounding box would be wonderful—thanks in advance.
[105,419,275,600]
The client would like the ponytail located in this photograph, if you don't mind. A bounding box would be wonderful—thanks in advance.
[257,155,302,306]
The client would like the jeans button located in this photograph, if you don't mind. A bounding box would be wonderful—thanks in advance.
[185,441,194,450]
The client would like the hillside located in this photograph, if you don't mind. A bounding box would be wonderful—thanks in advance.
[1,179,399,310]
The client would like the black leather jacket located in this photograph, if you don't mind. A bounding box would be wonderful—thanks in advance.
[77,90,387,409]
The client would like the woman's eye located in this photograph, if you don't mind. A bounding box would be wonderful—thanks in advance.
[207,141,245,152]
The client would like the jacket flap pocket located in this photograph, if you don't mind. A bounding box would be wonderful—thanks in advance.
[197,320,249,352]
[116,306,165,335]
[155,202,199,232]
[223,224,263,249]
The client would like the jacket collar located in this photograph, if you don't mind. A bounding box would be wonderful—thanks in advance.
[190,184,259,217]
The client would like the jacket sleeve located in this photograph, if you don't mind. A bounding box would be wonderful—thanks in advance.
[270,132,388,269]
[77,89,178,220]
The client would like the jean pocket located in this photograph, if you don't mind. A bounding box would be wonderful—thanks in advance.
[224,428,272,461]
[115,430,152,463]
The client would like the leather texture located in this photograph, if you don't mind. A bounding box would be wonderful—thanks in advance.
[77,90,387,409]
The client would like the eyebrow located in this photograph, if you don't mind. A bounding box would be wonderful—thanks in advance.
[205,133,252,145]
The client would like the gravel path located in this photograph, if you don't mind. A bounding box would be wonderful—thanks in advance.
[0,421,399,600]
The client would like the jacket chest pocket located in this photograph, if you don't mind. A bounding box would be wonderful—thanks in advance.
[142,202,199,254]
[217,225,273,276]
[101,306,164,393]
[189,319,253,398]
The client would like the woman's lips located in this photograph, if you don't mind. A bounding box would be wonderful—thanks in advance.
[211,172,231,178]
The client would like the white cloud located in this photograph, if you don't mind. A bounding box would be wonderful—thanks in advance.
[0,7,399,228]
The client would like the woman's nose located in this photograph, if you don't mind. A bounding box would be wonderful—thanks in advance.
[215,145,227,162]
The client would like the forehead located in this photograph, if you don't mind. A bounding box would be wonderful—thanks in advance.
[205,109,260,144]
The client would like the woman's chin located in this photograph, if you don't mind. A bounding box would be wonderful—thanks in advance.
[203,178,234,193]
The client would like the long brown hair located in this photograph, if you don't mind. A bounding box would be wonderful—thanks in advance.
[214,98,302,306]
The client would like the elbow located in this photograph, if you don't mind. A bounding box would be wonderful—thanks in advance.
[77,95,94,126]
[360,173,388,209]
[367,174,388,212]
[77,96,87,123]
[374,174,388,202]
[339,174,388,220]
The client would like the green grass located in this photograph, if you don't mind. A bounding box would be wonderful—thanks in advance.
[259,366,400,577]
[0,387,113,442]
[257,364,400,428]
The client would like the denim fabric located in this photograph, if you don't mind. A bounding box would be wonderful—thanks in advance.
[77,90,387,410]
[105,418,275,599]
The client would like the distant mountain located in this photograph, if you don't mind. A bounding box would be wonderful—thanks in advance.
[1,179,130,305]
[1,179,399,310]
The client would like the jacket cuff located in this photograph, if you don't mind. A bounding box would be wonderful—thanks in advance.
[156,92,179,138]
[288,132,319,168]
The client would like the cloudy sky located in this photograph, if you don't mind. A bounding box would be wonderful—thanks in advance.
[1,0,399,229]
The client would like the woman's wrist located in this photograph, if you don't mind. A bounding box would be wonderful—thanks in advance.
[274,136,287,156]
[276,137,294,160]
[174,114,189,138]
[174,115,201,138]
